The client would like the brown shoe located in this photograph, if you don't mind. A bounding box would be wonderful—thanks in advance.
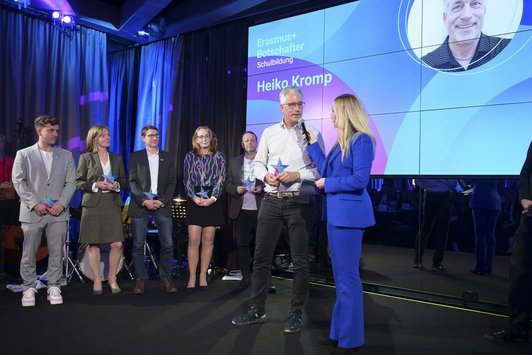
[161,277,177,293]
[133,279,146,294]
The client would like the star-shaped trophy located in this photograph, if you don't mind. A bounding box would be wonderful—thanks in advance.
[195,186,210,199]
[242,176,255,190]
[102,173,117,185]
[143,191,157,200]
[42,196,58,208]
[270,158,289,176]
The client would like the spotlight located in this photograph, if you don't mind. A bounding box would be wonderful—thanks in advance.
[137,30,150,37]
[13,0,31,10]
[50,10,76,37]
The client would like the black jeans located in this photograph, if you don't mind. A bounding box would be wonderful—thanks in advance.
[414,191,452,266]
[508,214,532,335]
[250,194,314,315]
[233,209,258,279]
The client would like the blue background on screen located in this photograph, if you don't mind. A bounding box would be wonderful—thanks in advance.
[247,0,531,176]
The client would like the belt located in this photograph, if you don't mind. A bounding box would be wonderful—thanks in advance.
[267,191,300,198]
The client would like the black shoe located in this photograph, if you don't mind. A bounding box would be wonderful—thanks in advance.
[470,269,485,276]
[432,264,448,273]
[232,306,267,326]
[484,328,530,343]
[318,338,338,348]
[283,313,303,333]
[237,278,250,290]
[268,284,277,294]
[413,262,424,269]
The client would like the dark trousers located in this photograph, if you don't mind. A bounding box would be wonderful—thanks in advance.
[250,194,314,315]
[233,209,258,279]
[414,191,452,266]
[472,209,499,274]
[508,214,532,335]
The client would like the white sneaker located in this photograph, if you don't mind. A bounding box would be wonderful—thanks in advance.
[47,286,63,305]
[21,287,37,307]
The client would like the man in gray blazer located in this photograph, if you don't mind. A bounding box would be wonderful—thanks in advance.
[12,115,76,307]
[128,125,177,294]
[225,131,264,289]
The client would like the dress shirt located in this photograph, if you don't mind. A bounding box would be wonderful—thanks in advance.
[253,120,322,193]
[147,149,159,195]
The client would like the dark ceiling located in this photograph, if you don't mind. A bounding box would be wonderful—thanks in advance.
[2,0,352,49]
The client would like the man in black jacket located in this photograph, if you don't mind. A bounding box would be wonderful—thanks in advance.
[485,141,532,343]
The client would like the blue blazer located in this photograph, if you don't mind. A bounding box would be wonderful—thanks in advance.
[469,179,501,211]
[307,133,375,228]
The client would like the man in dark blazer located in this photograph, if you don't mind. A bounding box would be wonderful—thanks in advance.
[225,131,264,289]
[485,141,532,343]
[128,125,177,294]
[12,115,76,306]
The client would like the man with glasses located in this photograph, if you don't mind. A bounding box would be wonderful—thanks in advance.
[128,125,177,294]
[232,86,323,334]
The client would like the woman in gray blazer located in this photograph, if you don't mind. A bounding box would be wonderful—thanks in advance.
[77,125,126,295]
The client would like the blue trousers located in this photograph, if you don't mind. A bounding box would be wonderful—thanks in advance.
[328,224,364,348]
[131,210,174,279]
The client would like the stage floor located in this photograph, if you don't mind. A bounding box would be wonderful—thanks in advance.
[0,275,528,355]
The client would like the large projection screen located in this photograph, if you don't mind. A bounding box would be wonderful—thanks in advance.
[246,0,532,176]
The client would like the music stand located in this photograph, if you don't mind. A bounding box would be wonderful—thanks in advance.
[172,196,188,273]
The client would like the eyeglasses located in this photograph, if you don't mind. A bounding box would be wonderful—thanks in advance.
[146,134,159,139]
[196,135,210,140]
[282,102,305,109]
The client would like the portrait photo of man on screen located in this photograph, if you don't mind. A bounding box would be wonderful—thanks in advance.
[421,0,511,72]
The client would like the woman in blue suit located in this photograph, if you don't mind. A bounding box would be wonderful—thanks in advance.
[307,94,375,354]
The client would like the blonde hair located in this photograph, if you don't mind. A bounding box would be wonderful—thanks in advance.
[192,126,218,154]
[333,94,376,160]
[86,125,110,153]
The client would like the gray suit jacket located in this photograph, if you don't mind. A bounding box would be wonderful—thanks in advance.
[76,152,126,208]
[12,143,76,223]
[225,154,264,220]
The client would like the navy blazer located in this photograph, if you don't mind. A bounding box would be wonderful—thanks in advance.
[225,154,264,220]
[307,133,375,228]
[127,149,177,217]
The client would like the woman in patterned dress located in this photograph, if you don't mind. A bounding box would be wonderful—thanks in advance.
[183,126,226,291]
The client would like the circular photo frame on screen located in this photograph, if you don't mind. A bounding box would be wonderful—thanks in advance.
[407,0,522,72]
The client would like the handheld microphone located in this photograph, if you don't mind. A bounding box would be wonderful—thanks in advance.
[298,118,311,144]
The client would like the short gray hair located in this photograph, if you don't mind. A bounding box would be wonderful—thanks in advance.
[443,0,486,13]
[279,86,303,104]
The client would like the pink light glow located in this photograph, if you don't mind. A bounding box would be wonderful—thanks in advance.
[79,91,109,106]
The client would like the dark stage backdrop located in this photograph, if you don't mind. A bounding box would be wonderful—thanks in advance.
[0,7,108,160]
[1,6,249,198]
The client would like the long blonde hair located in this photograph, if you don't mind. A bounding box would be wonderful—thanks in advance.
[333,94,376,160]
[86,125,110,153]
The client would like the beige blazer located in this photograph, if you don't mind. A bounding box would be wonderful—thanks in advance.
[12,143,76,223]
